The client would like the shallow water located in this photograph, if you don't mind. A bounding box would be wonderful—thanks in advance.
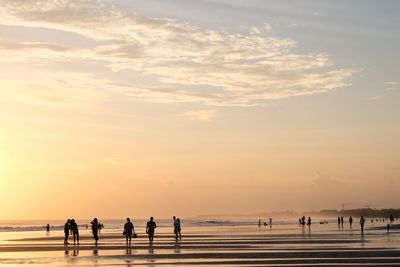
[0,222,399,266]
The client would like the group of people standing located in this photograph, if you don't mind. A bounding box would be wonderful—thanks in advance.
[63,216,182,247]
[63,218,103,246]
[298,216,312,229]
[63,219,80,245]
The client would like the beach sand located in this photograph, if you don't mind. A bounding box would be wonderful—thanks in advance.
[1,222,400,266]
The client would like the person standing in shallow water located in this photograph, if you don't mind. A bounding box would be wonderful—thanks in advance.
[307,217,312,229]
[360,216,366,233]
[124,218,135,247]
[349,216,353,228]
[173,216,178,240]
[91,218,99,246]
[64,219,70,245]
[70,219,79,245]
[174,218,182,240]
[146,217,157,243]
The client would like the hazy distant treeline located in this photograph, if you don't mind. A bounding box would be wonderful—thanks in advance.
[320,208,400,218]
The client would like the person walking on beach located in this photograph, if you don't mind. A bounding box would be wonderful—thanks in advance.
[349,216,353,228]
[337,217,341,226]
[360,216,366,233]
[146,217,157,243]
[91,218,100,246]
[64,219,70,245]
[46,224,50,235]
[70,219,79,245]
[124,218,135,246]
[175,218,182,240]
[340,216,344,227]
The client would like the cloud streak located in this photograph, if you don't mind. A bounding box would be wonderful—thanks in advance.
[0,0,352,107]
[183,110,218,121]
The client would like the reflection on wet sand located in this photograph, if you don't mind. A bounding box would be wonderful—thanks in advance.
[1,223,400,266]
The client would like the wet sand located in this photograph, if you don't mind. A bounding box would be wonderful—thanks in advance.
[1,223,400,266]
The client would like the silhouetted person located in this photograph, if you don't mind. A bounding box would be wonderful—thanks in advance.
[301,216,306,227]
[269,218,272,225]
[70,219,79,245]
[360,216,366,233]
[258,219,261,227]
[46,224,50,235]
[64,219,70,245]
[69,219,73,235]
[91,218,99,246]
[390,214,394,224]
[307,217,312,229]
[176,218,182,240]
[298,218,301,226]
[337,217,341,225]
[349,216,353,228]
[173,216,178,240]
[146,217,157,243]
[124,218,135,246]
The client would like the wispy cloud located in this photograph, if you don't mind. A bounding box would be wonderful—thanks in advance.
[264,23,273,32]
[385,81,398,91]
[182,109,218,121]
[0,0,352,107]
[367,96,382,101]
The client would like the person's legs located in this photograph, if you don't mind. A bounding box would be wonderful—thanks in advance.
[149,231,154,242]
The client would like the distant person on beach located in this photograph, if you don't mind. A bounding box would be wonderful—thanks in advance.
[301,216,306,227]
[64,219,70,245]
[307,217,312,229]
[173,216,178,240]
[390,214,394,224]
[360,216,366,233]
[349,216,353,228]
[298,218,301,226]
[146,217,157,243]
[176,218,182,240]
[269,218,272,225]
[337,217,340,225]
[91,218,99,246]
[341,216,344,227]
[46,224,50,235]
[124,218,135,246]
[70,219,79,245]
[258,219,261,227]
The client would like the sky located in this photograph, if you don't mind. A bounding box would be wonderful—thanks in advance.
[0,0,399,219]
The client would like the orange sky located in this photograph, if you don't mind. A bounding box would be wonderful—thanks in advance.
[0,0,399,219]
